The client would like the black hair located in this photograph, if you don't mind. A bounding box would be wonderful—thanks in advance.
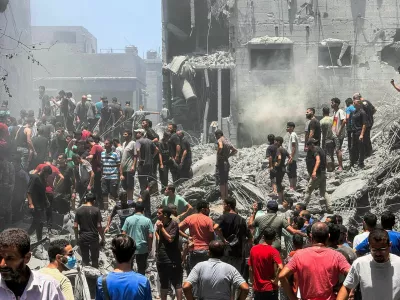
[123,129,133,136]
[331,97,341,105]
[72,154,81,161]
[161,207,172,218]
[112,97,118,102]
[307,107,315,114]
[48,239,69,262]
[287,122,295,128]
[328,223,341,246]
[85,192,96,203]
[311,222,329,243]
[297,203,306,211]
[267,134,275,144]
[292,234,304,249]
[215,129,223,137]
[41,165,53,175]
[347,227,358,243]
[59,90,66,97]
[0,228,30,257]
[301,211,311,221]
[39,86,45,90]
[144,119,153,128]
[263,227,276,241]
[112,138,120,144]
[306,223,312,237]
[338,225,348,245]
[135,201,145,212]
[26,117,35,125]
[66,92,72,98]
[294,216,306,229]
[166,185,175,193]
[363,212,377,229]
[119,191,127,201]
[196,200,209,212]
[381,211,396,230]
[209,240,225,258]
[112,234,136,263]
[91,135,101,143]
[169,123,177,131]
[368,228,390,246]
[224,198,236,210]
[275,136,283,144]
[345,98,353,107]
[322,107,330,115]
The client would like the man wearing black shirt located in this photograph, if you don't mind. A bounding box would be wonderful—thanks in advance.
[214,198,251,273]
[353,93,376,157]
[305,107,321,147]
[304,138,332,212]
[156,206,182,300]
[105,191,136,233]
[74,193,104,268]
[142,119,160,185]
[168,123,181,183]
[266,134,277,195]
[31,128,49,169]
[39,86,51,118]
[178,131,192,182]
[351,98,368,168]
[123,101,134,132]
[110,97,123,139]
[274,136,290,203]
[27,165,52,241]
[159,131,172,188]
[99,99,113,138]
[135,129,157,192]
[54,154,74,213]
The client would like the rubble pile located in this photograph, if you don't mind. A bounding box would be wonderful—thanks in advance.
[187,51,235,68]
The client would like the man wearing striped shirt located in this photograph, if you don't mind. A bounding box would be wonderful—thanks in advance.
[101,139,121,210]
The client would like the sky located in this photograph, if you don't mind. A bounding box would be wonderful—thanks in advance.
[30,0,162,57]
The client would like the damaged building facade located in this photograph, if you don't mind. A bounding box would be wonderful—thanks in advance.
[162,0,400,146]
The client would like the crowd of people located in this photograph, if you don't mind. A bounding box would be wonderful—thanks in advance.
[0,88,396,300]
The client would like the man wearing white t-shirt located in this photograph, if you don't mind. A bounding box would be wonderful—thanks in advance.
[338,229,400,300]
[352,212,377,250]
[285,122,299,190]
[331,98,346,171]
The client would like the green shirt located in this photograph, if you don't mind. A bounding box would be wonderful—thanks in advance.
[162,195,188,215]
[122,213,154,254]
[65,147,75,168]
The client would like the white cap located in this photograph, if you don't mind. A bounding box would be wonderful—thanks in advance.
[87,94,92,101]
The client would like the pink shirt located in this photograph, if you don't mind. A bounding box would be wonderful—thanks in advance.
[179,213,214,251]
[286,246,350,300]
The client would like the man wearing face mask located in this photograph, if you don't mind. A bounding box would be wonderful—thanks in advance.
[0,228,64,299]
[39,239,75,300]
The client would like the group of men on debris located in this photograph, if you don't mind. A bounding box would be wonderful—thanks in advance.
[1,87,397,300]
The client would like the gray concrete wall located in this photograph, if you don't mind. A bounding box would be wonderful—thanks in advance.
[32,26,97,53]
[145,58,163,121]
[232,0,400,144]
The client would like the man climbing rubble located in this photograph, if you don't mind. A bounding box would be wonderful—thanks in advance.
[331,97,345,171]
[215,129,238,200]
[105,191,136,233]
[351,97,368,169]
[304,138,332,212]
[305,108,321,149]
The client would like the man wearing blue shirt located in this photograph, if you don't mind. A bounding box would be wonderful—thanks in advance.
[96,234,152,300]
[356,211,400,256]
[345,98,356,150]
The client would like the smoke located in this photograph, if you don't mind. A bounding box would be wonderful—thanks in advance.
[240,53,318,144]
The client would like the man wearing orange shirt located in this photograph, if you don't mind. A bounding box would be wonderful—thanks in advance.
[179,200,214,273]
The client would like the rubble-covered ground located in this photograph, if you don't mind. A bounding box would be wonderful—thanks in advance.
[25,95,400,299]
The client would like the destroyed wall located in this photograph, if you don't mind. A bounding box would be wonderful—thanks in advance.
[144,55,163,123]
[232,0,400,146]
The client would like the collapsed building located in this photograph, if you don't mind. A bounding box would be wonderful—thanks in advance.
[162,0,400,146]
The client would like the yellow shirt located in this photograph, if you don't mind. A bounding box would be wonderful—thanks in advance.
[38,267,74,300]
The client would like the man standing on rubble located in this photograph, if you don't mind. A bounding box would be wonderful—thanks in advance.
[285,123,299,190]
[215,129,238,200]
[305,108,321,147]
[266,134,278,195]
[345,98,356,151]
[320,107,337,172]
[74,192,105,268]
[331,98,345,171]
[304,138,332,212]
[351,97,368,169]
[353,93,376,157]
[177,131,192,182]
[168,123,181,182]
[162,185,192,220]
[135,128,157,192]
[179,200,214,273]
[274,136,289,203]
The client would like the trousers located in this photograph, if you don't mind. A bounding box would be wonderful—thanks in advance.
[80,239,100,268]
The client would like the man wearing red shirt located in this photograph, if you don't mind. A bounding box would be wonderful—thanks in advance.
[179,201,214,273]
[33,161,64,230]
[86,136,103,209]
[279,222,350,300]
[249,227,283,300]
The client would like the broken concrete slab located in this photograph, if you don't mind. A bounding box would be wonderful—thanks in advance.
[331,178,368,204]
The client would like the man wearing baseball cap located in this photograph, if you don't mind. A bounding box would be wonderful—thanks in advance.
[249,200,304,251]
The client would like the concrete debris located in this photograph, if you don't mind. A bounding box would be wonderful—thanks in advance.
[320,38,348,46]
[187,51,235,68]
[247,36,294,44]
[167,56,188,74]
